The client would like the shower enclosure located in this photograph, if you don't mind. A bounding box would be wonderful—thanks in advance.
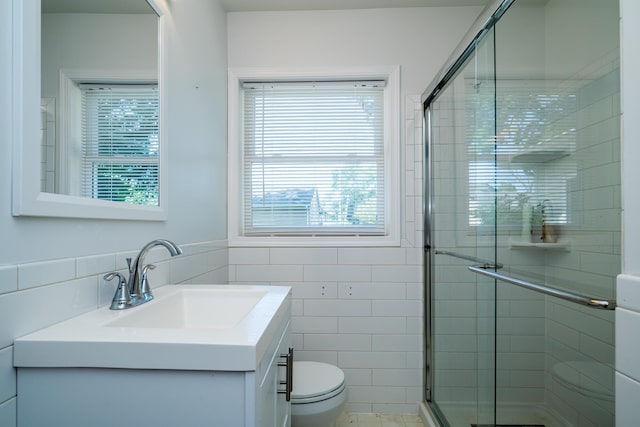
[423,0,619,426]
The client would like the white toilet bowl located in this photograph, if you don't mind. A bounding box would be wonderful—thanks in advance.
[291,361,347,427]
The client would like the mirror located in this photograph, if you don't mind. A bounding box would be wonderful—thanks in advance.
[12,0,167,220]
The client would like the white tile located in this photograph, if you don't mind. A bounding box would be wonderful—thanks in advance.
[201,266,229,284]
[339,352,406,369]
[229,248,269,264]
[339,317,406,334]
[617,274,640,311]
[18,259,76,290]
[206,248,228,270]
[338,248,406,265]
[270,248,337,265]
[616,307,640,380]
[291,299,303,316]
[616,371,640,426]
[0,266,17,295]
[372,334,422,352]
[342,368,372,386]
[371,265,421,283]
[303,299,371,317]
[338,282,406,300]
[75,254,116,278]
[236,265,303,282]
[406,282,422,299]
[291,316,338,333]
[0,398,16,427]
[372,300,422,317]
[291,333,304,350]
[347,385,406,403]
[373,369,421,386]
[304,265,371,282]
[303,334,371,351]
[0,346,15,403]
[0,276,98,349]
[294,351,338,365]
[406,317,423,335]
[291,282,337,299]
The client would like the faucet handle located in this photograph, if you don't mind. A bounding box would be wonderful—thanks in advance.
[126,257,133,273]
[104,272,132,310]
[139,264,156,302]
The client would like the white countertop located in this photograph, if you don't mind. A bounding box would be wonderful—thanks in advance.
[14,284,291,371]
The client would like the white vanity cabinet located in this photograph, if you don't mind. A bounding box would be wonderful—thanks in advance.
[14,285,292,427]
[17,319,291,427]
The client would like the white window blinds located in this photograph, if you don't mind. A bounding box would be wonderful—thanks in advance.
[242,81,386,235]
[467,79,576,227]
[81,84,159,205]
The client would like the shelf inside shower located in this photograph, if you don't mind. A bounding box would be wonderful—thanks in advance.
[509,147,570,163]
[508,238,571,251]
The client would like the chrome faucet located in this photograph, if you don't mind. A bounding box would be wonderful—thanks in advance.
[104,239,183,310]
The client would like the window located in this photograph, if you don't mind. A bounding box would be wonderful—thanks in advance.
[80,84,159,205]
[228,69,400,246]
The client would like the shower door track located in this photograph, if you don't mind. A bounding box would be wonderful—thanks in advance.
[468,265,617,310]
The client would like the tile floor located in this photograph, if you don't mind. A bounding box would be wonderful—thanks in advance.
[336,412,426,427]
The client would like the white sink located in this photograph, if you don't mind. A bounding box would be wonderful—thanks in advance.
[14,284,291,371]
[106,288,268,329]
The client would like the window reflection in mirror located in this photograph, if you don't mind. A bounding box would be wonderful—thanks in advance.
[40,0,159,206]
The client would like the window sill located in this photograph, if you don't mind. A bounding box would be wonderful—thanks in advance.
[228,235,401,248]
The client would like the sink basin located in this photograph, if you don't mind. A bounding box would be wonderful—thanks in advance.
[107,288,268,329]
[14,284,291,371]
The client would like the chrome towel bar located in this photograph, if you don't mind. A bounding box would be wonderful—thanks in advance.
[468,265,616,310]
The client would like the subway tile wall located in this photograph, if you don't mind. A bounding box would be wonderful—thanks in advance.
[228,95,426,414]
[0,240,228,425]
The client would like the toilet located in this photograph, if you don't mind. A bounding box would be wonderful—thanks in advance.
[551,361,614,403]
[291,361,347,427]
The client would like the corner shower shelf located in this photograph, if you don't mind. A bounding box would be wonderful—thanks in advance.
[509,238,571,251]
[509,147,570,163]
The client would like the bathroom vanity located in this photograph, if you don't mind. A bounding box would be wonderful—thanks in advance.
[14,285,292,427]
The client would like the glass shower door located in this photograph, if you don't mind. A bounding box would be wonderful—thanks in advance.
[426,1,619,427]
[428,27,497,427]
[490,1,619,425]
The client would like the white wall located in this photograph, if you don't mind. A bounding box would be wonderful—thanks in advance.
[0,1,228,425]
[41,13,158,99]
[227,7,482,413]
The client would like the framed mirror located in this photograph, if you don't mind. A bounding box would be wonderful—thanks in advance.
[12,0,167,220]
